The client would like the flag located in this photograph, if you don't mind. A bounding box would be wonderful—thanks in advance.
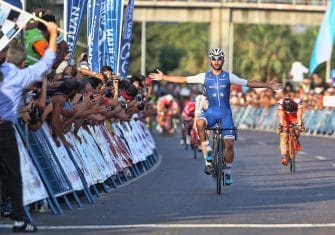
[66,0,88,61]
[105,0,124,73]
[0,1,31,51]
[87,0,103,72]
[119,0,135,78]
[309,1,335,74]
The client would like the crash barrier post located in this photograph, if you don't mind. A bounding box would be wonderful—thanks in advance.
[232,105,335,137]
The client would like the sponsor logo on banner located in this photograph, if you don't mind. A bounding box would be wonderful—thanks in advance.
[120,0,134,78]
[67,0,88,61]
[0,2,31,51]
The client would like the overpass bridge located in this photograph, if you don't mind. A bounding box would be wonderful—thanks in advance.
[133,0,328,71]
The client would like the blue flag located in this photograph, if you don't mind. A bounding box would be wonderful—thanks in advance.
[105,0,124,73]
[119,0,135,78]
[87,0,103,72]
[309,1,335,74]
[66,0,87,61]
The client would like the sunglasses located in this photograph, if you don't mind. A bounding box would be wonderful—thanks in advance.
[210,56,224,61]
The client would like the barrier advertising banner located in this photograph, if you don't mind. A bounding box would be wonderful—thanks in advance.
[15,127,49,206]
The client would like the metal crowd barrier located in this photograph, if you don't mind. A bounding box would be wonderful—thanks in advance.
[1,118,159,222]
[232,105,335,137]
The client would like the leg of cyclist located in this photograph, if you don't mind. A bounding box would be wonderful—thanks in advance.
[197,118,211,174]
[280,130,289,165]
[185,120,192,145]
[180,118,186,145]
[223,131,235,185]
[196,117,214,175]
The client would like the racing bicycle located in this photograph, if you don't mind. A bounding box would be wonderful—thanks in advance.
[285,123,306,172]
[206,121,237,194]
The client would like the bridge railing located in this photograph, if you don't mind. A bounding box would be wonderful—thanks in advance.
[135,0,328,6]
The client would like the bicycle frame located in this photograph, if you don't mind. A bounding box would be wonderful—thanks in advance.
[286,124,300,172]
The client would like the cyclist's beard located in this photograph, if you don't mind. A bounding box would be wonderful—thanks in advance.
[211,63,223,71]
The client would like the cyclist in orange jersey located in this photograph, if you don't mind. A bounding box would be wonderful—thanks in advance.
[277,96,304,166]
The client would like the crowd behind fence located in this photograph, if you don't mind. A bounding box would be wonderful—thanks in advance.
[233,105,335,137]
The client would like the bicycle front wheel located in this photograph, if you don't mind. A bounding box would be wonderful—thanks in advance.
[288,134,296,172]
[215,141,223,195]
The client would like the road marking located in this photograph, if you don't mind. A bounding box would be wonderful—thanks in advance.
[256,141,266,145]
[331,163,335,167]
[298,151,308,155]
[315,156,327,160]
[3,224,335,229]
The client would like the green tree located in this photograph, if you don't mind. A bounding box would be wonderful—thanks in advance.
[26,0,53,12]
[233,24,294,82]
[128,22,208,76]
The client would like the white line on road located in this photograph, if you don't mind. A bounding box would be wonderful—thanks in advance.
[331,163,335,167]
[256,141,266,145]
[3,224,335,229]
[298,151,308,155]
[315,156,327,160]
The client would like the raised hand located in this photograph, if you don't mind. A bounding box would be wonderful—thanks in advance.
[268,79,283,90]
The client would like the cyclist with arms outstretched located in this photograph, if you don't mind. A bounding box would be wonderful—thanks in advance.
[150,48,282,185]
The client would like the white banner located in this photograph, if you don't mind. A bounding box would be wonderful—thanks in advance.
[41,124,84,191]
[15,127,49,206]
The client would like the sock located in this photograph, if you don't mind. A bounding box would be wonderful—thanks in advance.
[205,161,211,166]
[14,221,25,226]
[225,163,232,175]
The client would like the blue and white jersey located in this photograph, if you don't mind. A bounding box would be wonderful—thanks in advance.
[187,71,247,112]
[187,70,247,134]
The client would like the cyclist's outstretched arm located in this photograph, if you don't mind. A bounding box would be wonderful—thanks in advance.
[247,79,282,90]
[149,69,187,83]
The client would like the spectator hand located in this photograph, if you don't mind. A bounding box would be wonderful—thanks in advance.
[268,79,282,91]
[21,112,31,124]
[46,22,58,35]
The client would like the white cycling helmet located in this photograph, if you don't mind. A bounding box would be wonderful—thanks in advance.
[209,48,224,59]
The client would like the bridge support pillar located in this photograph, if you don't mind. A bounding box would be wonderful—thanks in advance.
[209,8,232,71]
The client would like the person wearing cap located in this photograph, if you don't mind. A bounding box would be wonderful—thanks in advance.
[150,48,282,185]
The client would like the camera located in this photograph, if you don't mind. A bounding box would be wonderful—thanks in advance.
[106,80,114,87]
[82,53,88,61]
[136,94,143,102]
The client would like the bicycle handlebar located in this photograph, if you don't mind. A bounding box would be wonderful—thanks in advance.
[205,126,237,131]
